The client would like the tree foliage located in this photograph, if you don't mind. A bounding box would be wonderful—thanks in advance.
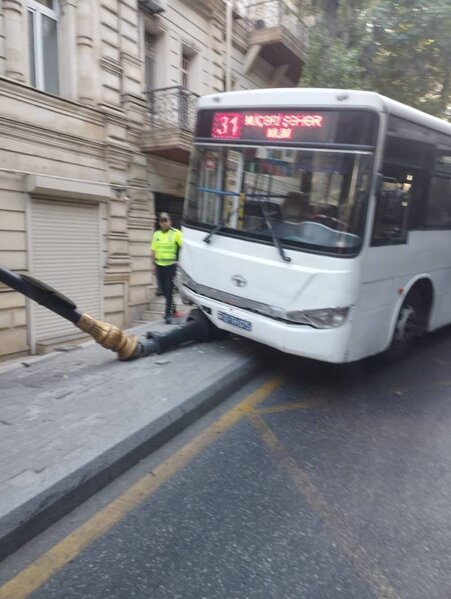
[299,0,451,119]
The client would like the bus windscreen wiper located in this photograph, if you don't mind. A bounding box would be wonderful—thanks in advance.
[203,220,225,244]
[251,195,291,263]
[201,188,291,262]
[200,188,241,244]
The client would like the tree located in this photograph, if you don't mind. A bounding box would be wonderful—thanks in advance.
[365,0,451,117]
[299,0,451,119]
[299,0,371,90]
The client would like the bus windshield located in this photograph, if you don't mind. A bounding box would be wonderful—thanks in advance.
[185,146,373,256]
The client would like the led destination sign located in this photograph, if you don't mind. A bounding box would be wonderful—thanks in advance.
[196,109,379,146]
[211,112,324,141]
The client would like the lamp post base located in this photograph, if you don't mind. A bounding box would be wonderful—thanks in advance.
[76,314,139,361]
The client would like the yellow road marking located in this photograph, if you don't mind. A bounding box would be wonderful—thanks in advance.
[249,412,401,599]
[0,376,283,599]
[256,401,310,414]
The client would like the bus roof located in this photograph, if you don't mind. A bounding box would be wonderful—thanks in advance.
[198,88,451,136]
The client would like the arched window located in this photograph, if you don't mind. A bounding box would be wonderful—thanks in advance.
[27,0,60,95]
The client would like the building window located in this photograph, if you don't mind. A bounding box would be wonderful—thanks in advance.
[180,49,196,129]
[145,32,156,91]
[27,0,60,95]
[181,52,191,89]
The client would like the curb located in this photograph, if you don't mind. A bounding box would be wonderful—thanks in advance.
[0,352,264,562]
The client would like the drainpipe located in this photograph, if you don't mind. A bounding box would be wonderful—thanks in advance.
[224,0,232,91]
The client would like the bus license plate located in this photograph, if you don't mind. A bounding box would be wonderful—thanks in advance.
[218,311,252,331]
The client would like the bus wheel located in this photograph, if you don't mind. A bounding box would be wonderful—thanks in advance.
[384,293,423,362]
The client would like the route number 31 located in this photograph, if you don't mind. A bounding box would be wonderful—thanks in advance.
[211,113,245,139]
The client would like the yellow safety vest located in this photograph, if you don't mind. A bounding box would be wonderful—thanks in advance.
[151,228,182,266]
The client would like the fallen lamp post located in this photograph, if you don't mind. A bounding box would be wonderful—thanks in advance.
[0,266,212,361]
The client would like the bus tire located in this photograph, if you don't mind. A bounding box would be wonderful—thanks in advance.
[383,291,424,362]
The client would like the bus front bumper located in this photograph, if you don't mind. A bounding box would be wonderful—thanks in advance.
[180,286,353,363]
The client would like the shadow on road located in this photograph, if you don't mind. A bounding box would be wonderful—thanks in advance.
[259,323,451,405]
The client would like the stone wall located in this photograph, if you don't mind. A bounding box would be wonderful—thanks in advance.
[0,0,153,359]
[0,0,299,359]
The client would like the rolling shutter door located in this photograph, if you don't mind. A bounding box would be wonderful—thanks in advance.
[31,200,102,342]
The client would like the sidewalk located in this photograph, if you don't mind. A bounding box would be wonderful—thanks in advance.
[0,320,264,561]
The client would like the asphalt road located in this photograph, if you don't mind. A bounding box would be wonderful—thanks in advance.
[2,327,451,599]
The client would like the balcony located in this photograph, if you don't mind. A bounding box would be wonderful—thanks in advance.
[138,0,166,14]
[244,0,308,84]
[141,86,199,164]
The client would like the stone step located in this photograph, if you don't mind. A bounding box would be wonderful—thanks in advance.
[150,299,166,309]
[139,310,165,322]
[140,306,188,320]
[140,289,187,323]
[36,333,91,355]
[146,296,185,310]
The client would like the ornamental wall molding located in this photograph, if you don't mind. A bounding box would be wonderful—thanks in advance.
[0,78,105,127]
[120,52,142,69]
[143,13,168,35]
[101,106,129,128]
[128,216,153,229]
[104,271,131,284]
[180,36,201,55]
[59,0,77,15]
[3,0,23,14]
[0,116,106,159]
[181,0,212,19]
[104,142,133,171]
[99,56,124,77]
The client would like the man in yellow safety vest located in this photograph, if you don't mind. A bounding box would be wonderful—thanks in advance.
[150,212,183,324]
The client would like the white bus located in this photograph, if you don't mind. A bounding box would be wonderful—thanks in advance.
[178,88,451,363]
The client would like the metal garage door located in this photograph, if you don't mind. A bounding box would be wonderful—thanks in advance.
[31,200,102,342]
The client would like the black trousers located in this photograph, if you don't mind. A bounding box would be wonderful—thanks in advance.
[156,264,176,318]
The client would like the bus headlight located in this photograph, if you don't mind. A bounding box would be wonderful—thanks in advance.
[285,307,350,328]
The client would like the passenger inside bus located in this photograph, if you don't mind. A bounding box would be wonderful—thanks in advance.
[280,192,310,223]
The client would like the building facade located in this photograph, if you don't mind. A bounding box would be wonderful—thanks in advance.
[0,0,307,360]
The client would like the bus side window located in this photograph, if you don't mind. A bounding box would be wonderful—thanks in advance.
[372,171,410,244]
[372,115,437,245]
[426,175,451,227]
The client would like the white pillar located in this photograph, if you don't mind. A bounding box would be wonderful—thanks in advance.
[224,0,232,91]
[76,0,95,105]
[3,0,26,82]
[59,0,78,100]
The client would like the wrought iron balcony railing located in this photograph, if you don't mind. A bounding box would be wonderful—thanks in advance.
[146,86,200,133]
[247,0,308,56]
